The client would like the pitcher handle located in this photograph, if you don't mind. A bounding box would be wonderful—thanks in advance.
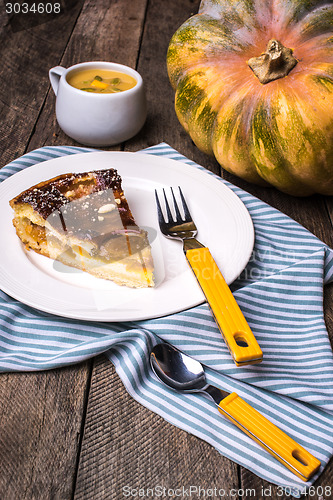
[49,66,66,96]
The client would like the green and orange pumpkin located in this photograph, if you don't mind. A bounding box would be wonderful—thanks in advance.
[167,0,333,196]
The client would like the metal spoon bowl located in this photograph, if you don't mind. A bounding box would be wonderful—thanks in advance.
[151,342,209,392]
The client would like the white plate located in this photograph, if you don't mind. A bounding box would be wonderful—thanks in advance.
[0,151,254,321]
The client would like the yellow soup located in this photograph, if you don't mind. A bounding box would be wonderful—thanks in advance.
[67,69,137,94]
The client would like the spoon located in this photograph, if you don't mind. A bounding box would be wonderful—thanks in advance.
[150,343,321,481]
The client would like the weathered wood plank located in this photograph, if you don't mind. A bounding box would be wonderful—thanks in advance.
[0,362,90,500]
[0,2,84,166]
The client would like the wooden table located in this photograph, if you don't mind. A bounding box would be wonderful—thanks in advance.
[0,1,332,498]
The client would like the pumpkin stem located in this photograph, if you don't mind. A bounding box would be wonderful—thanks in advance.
[247,39,298,84]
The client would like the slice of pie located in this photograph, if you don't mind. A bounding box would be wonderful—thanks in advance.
[9,168,154,288]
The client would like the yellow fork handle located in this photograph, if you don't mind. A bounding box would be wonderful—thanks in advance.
[186,247,262,366]
[218,393,321,481]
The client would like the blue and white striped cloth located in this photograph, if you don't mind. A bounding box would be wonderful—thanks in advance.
[1,143,333,493]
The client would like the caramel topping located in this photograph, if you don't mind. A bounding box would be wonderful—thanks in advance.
[11,168,136,228]
[17,184,69,219]
[12,169,122,219]
[47,188,137,242]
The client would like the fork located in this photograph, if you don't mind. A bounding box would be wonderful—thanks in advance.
[155,187,263,366]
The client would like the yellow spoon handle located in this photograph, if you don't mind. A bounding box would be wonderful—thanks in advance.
[186,247,263,366]
[218,392,321,481]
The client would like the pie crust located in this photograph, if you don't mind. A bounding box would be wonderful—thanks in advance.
[9,169,154,288]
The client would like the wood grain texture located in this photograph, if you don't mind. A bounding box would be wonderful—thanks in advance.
[0,362,90,500]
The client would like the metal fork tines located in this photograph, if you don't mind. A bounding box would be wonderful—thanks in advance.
[155,187,204,251]
[154,186,263,367]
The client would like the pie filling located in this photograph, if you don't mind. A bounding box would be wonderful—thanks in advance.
[10,169,154,288]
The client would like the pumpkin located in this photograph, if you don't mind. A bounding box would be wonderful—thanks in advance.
[167,0,333,196]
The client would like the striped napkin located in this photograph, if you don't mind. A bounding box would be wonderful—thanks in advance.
[1,143,333,493]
